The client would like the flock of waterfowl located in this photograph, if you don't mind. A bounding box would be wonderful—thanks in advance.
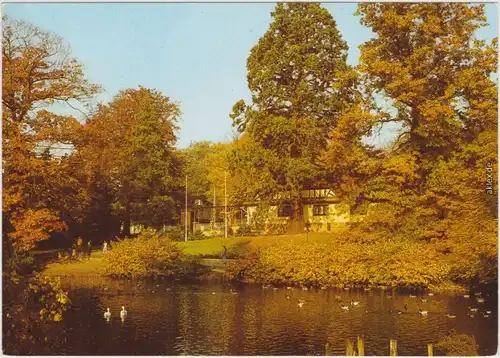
[102,284,492,322]
[264,285,492,319]
[103,306,127,322]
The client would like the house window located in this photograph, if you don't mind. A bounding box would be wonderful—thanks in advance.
[277,205,292,217]
[313,205,329,216]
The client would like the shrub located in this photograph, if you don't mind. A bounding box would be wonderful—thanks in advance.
[190,229,206,241]
[235,223,253,237]
[226,235,450,288]
[103,229,184,278]
[6,250,36,275]
[3,272,70,355]
[160,226,184,241]
[435,330,478,356]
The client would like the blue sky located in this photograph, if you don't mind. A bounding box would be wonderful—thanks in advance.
[3,3,498,148]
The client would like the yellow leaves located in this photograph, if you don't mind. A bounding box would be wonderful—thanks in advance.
[103,229,184,278]
[39,308,48,318]
[53,313,62,322]
[230,234,451,288]
[381,153,420,185]
[419,100,455,122]
[56,292,69,305]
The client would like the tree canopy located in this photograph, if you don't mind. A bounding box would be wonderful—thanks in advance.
[2,17,100,251]
[76,87,182,236]
[230,3,357,232]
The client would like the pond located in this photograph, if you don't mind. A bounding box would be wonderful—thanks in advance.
[41,277,497,355]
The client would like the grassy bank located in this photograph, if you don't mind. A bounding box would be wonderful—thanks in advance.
[42,250,106,276]
[40,232,340,276]
[178,232,338,256]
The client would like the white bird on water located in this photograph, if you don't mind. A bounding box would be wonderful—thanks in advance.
[104,308,111,321]
[120,306,127,320]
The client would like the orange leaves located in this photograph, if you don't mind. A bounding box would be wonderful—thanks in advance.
[2,19,101,124]
[10,209,67,251]
[33,110,82,144]
[2,18,101,252]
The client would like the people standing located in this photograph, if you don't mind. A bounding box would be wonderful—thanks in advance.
[221,245,227,264]
[87,240,92,259]
[76,237,83,258]
[103,241,108,253]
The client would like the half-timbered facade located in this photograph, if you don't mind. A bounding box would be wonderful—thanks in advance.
[181,188,350,235]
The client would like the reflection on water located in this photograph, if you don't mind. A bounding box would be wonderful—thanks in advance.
[41,277,497,355]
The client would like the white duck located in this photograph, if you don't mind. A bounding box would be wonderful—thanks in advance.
[104,308,111,320]
[419,309,428,316]
[120,306,127,320]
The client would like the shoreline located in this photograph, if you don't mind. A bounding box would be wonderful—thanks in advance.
[41,257,471,293]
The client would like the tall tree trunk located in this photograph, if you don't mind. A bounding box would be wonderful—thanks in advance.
[288,199,304,234]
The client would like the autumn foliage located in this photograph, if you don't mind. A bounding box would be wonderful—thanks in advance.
[2,5,498,287]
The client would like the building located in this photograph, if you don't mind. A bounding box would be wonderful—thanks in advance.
[181,188,350,235]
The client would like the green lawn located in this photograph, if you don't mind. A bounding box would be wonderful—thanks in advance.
[178,236,248,256]
[179,230,345,257]
[42,250,106,276]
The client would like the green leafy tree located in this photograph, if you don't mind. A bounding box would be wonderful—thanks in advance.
[78,87,182,236]
[182,141,216,201]
[231,3,357,233]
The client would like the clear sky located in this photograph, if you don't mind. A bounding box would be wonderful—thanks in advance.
[3,2,498,148]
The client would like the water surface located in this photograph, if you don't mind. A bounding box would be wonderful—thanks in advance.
[43,277,497,355]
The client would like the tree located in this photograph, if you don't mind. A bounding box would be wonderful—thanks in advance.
[356,3,497,157]
[230,3,357,233]
[77,87,182,236]
[322,3,497,283]
[182,141,216,201]
[2,17,100,252]
[182,141,244,228]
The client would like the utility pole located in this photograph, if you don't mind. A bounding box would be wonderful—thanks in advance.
[213,186,216,231]
[185,175,188,242]
[224,170,227,240]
